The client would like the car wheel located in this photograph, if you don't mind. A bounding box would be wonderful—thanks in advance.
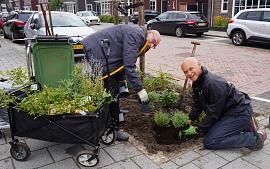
[132,21,138,24]
[232,31,246,46]
[175,27,184,37]
[147,24,153,30]
[196,33,203,37]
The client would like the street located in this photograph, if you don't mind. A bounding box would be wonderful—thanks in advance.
[1,23,270,169]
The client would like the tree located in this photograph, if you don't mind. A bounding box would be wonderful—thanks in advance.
[50,0,63,11]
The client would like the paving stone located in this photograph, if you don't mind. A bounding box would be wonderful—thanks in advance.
[242,150,270,169]
[171,151,201,167]
[77,149,115,169]
[38,158,79,169]
[214,149,243,161]
[159,161,179,169]
[192,152,228,169]
[25,138,58,151]
[48,144,74,162]
[221,158,259,169]
[101,159,140,169]
[0,144,10,160]
[258,117,269,127]
[0,158,14,169]
[104,143,141,161]
[179,162,200,169]
[194,146,211,155]
[261,142,270,156]
[131,154,160,169]
[12,148,54,169]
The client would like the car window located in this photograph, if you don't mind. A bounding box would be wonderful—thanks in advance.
[167,13,178,19]
[40,13,87,27]
[262,11,270,22]
[158,12,167,20]
[237,12,248,20]
[30,14,38,24]
[18,13,33,22]
[82,12,94,16]
[246,11,261,21]
[189,13,205,20]
[177,13,187,19]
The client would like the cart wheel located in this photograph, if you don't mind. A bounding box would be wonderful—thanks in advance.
[101,128,116,145]
[10,142,30,161]
[77,152,99,167]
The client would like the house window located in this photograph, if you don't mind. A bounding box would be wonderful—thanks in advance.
[150,0,156,11]
[86,4,92,11]
[101,1,110,15]
[221,0,228,13]
[234,0,270,16]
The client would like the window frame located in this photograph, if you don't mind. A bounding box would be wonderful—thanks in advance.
[221,0,228,13]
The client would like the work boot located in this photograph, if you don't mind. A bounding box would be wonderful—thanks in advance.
[116,130,129,141]
[253,129,267,150]
[250,115,259,132]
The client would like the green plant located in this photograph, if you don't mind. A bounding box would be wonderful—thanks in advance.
[172,111,188,128]
[143,69,173,91]
[154,111,170,127]
[18,64,111,116]
[99,15,115,23]
[160,89,178,108]
[183,125,197,136]
[148,91,161,103]
[214,15,230,28]
[0,67,30,87]
[193,111,206,125]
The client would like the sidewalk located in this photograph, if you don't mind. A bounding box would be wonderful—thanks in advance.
[204,30,228,38]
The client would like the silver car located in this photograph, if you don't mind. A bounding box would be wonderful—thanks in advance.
[24,11,95,58]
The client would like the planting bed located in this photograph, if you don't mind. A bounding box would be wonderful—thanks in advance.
[120,94,203,154]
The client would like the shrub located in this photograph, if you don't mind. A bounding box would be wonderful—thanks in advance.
[183,125,197,136]
[154,111,170,127]
[143,71,173,91]
[99,15,114,23]
[172,111,188,128]
[193,111,206,125]
[214,15,230,28]
[160,89,178,108]
[148,91,161,103]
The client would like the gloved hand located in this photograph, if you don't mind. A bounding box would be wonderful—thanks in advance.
[137,89,150,112]
[137,89,149,103]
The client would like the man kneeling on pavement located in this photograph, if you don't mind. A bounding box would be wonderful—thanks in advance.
[181,57,267,150]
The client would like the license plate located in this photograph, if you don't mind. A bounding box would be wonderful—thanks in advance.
[73,44,83,49]
[197,23,206,26]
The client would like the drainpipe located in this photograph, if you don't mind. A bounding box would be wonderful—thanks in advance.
[210,0,214,27]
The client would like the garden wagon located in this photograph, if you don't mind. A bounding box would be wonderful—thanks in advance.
[5,35,117,167]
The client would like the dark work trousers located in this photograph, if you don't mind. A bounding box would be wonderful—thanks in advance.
[103,70,126,130]
[203,105,256,150]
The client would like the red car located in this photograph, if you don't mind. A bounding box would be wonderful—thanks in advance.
[3,11,35,41]
[0,12,8,29]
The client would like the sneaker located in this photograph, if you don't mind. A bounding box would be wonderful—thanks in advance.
[250,115,259,132]
[253,129,267,150]
[116,130,129,141]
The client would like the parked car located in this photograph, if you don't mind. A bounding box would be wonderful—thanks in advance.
[3,11,35,41]
[130,10,159,24]
[24,11,95,59]
[76,11,100,25]
[147,11,209,37]
[227,8,270,46]
[0,12,8,29]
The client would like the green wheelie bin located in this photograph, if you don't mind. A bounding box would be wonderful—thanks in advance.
[31,36,74,88]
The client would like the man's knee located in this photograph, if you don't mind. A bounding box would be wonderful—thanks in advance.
[203,135,220,150]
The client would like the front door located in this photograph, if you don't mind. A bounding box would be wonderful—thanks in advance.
[162,0,167,13]
[261,11,270,39]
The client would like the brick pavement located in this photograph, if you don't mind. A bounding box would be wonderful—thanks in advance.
[1,30,270,169]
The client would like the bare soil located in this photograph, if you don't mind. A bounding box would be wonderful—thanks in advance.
[120,95,203,154]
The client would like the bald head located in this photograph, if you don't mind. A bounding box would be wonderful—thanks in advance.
[146,30,161,49]
[181,57,202,82]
